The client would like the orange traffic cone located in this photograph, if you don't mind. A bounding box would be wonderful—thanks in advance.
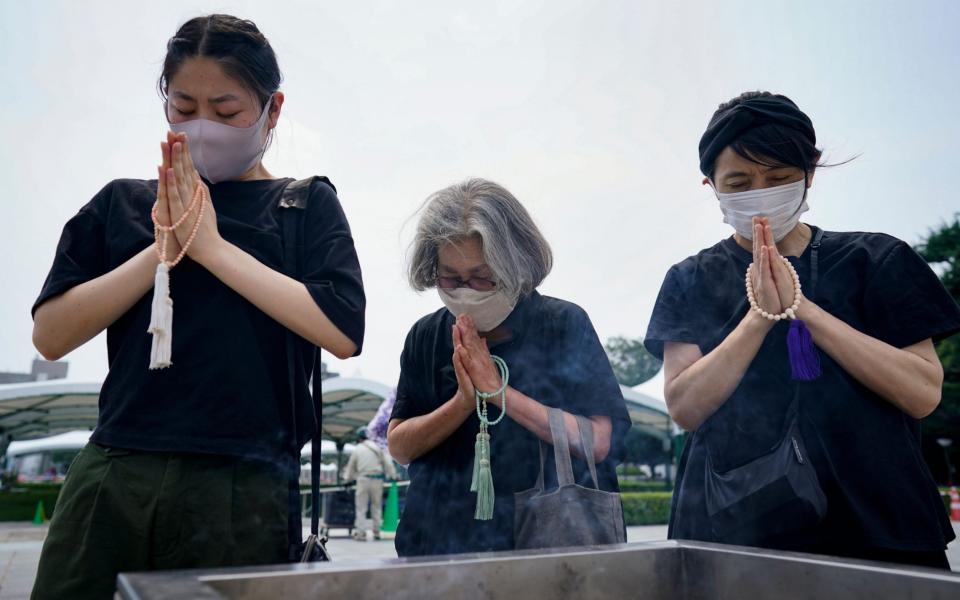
[950,487,960,522]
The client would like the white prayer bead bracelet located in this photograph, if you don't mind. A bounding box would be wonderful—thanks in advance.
[745,255,802,321]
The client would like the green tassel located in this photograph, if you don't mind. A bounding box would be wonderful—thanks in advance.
[470,356,509,522]
[474,433,495,520]
[470,432,483,492]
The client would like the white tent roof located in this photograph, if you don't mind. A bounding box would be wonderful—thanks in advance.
[318,377,392,444]
[0,380,100,440]
[0,377,395,445]
[300,439,356,456]
[6,430,91,457]
[0,375,673,445]
[620,381,672,441]
[2,429,349,461]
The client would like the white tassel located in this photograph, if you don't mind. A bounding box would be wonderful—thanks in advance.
[148,262,173,369]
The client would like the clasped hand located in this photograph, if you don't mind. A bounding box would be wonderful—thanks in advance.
[154,131,222,263]
[750,216,800,315]
[451,314,504,408]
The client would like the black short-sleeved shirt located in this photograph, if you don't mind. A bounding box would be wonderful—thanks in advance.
[33,177,365,464]
[391,291,631,557]
[645,226,960,553]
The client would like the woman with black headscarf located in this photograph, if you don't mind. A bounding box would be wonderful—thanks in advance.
[645,91,960,568]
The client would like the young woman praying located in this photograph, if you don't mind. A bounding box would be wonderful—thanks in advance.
[388,178,630,557]
[30,14,364,599]
[645,91,960,569]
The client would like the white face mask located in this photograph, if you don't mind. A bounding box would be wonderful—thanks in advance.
[438,287,518,332]
[716,179,808,242]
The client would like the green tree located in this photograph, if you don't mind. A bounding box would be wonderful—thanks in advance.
[915,215,960,481]
[623,427,670,472]
[604,336,663,387]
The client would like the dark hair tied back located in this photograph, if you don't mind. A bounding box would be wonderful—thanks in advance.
[158,14,282,111]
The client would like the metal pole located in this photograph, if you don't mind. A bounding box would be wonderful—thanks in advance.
[335,441,345,485]
[937,438,953,487]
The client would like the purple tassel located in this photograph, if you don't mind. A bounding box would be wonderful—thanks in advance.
[787,319,821,381]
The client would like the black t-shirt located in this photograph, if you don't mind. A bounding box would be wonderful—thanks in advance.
[390,291,631,557]
[645,226,960,552]
[33,177,365,464]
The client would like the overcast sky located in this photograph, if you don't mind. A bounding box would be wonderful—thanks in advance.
[1,0,958,394]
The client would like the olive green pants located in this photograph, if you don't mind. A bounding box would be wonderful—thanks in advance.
[31,443,289,600]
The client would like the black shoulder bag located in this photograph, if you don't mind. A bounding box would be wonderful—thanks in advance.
[702,228,828,546]
[279,177,333,562]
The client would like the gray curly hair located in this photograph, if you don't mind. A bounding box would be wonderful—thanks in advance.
[407,178,553,298]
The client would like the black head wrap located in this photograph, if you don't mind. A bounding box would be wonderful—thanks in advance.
[698,94,816,176]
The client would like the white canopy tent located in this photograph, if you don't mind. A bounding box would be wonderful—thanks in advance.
[0,380,100,452]
[0,376,673,460]
[300,439,356,457]
[0,377,393,458]
[6,430,92,458]
[317,377,393,445]
[621,377,673,441]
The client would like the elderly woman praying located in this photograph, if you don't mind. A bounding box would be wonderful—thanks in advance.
[387,178,630,557]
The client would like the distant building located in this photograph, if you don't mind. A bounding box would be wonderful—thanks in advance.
[0,359,328,383]
[0,358,68,384]
[319,361,338,381]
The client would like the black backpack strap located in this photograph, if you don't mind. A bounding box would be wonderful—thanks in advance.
[279,176,332,554]
[279,178,305,555]
[808,226,824,301]
[790,225,826,412]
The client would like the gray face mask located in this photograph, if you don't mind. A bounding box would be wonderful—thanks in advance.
[715,179,808,242]
[168,98,272,184]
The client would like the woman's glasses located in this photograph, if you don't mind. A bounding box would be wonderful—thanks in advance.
[436,276,498,292]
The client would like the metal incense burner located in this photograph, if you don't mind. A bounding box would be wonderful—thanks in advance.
[117,540,960,599]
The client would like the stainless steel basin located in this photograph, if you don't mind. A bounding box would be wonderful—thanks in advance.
[116,540,960,599]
